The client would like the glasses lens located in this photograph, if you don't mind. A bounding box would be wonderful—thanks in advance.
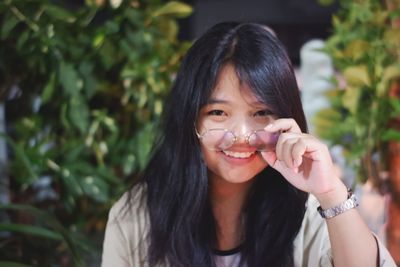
[201,129,235,150]
[248,130,279,151]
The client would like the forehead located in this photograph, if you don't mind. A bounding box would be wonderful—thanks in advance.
[209,64,264,106]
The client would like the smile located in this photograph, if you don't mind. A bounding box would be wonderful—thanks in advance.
[222,150,255,159]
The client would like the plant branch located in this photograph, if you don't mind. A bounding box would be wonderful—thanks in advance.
[7,4,39,32]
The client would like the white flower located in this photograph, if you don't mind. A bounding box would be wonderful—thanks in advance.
[109,0,122,9]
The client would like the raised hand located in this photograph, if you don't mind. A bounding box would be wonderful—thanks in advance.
[261,118,346,200]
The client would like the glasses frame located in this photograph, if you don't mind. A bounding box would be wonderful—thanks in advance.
[195,127,277,151]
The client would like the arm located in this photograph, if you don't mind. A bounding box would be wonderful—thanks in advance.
[315,179,378,267]
[101,207,131,267]
[101,187,150,267]
[262,118,395,267]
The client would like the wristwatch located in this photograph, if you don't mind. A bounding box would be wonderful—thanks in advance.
[317,188,359,219]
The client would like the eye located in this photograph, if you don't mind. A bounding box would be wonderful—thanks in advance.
[207,109,226,116]
[254,109,274,117]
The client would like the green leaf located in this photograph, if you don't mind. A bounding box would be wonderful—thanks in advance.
[389,97,400,115]
[41,72,56,104]
[159,19,178,42]
[153,1,193,18]
[313,108,342,139]
[136,123,156,170]
[382,128,400,141]
[79,62,97,98]
[68,96,89,134]
[0,223,63,240]
[343,39,370,61]
[154,99,163,115]
[373,10,389,26]
[60,103,71,130]
[375,65,400,97]
[317,0,335,6]
[0,133,38,182]
[342,86,361,114]
[122,154,136,175]
[382,64,400,83]
[389,8,400,20]
[59,62,80,96]
[0,261,34,267]
[0,204,85,266]
[16,30,30,51]
[104,20,120,34]
[376,80,387,98]
[1,14,19,40]
[98,40,118,70]
[79,176,109,202]
[384,28,400,47]
[124,8,142,26]
[343,66,371,87]
[62,172,83,197]
[44,4,76,23]
[92,32,105,48]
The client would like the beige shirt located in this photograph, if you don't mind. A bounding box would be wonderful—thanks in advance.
[101,186,396,267]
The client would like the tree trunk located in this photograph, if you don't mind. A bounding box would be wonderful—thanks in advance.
[388,77,400,265]
[385,0,400,263]
[388,140,400,264]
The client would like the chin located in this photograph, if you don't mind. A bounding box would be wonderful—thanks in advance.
[208,162,267,185]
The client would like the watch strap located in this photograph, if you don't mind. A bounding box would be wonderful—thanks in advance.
[317,188,359,219]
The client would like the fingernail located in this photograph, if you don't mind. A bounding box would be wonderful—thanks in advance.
[265,124,274,130]
[293,159,297,168]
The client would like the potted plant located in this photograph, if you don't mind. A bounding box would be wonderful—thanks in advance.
[315,0,400,263]
[0,0,192,265]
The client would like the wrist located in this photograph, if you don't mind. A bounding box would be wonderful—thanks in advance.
[313,181,348,210]
[317,188,358,219]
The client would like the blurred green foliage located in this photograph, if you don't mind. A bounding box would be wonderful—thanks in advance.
[315,0,400,184]
[0,0,192,265]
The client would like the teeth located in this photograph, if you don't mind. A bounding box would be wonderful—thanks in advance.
[222,150,255,158]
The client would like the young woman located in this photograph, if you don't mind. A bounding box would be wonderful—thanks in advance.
[101,22,396,267]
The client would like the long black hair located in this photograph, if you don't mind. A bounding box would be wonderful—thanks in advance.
[138,22,309,267]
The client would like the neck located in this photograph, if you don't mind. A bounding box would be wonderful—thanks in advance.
[209,175,254,251]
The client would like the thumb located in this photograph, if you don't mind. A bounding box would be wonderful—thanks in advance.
[261,151,277,167]
[261,151,295,174]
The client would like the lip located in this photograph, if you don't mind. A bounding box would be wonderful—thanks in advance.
[219,150,259,165]
[221,145,258,153]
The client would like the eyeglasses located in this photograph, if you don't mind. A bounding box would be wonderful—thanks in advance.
[195,128,279,151]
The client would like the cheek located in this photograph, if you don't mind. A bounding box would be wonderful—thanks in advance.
[200,148,219,172]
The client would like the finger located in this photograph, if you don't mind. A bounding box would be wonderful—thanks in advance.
[291,138,307,167]
[281,137,299,169]
[261,151,277,167]
[264,118,302,134]
[274,132,301,161]
[292,135,328,162]
[261,151,288,173]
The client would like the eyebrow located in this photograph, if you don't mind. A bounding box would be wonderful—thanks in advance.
[206,98,267,107]
[206,98,229,105]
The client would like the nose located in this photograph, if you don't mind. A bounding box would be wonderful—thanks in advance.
[231,120,252,143]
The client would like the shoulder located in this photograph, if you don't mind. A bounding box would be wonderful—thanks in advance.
[102,184,150,267]
[108,184,148,224]
[107,183,150,243]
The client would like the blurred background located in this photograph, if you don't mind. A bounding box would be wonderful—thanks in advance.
[1,0,399,266]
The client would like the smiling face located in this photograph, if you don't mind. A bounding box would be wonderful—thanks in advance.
[197,64,276,185]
